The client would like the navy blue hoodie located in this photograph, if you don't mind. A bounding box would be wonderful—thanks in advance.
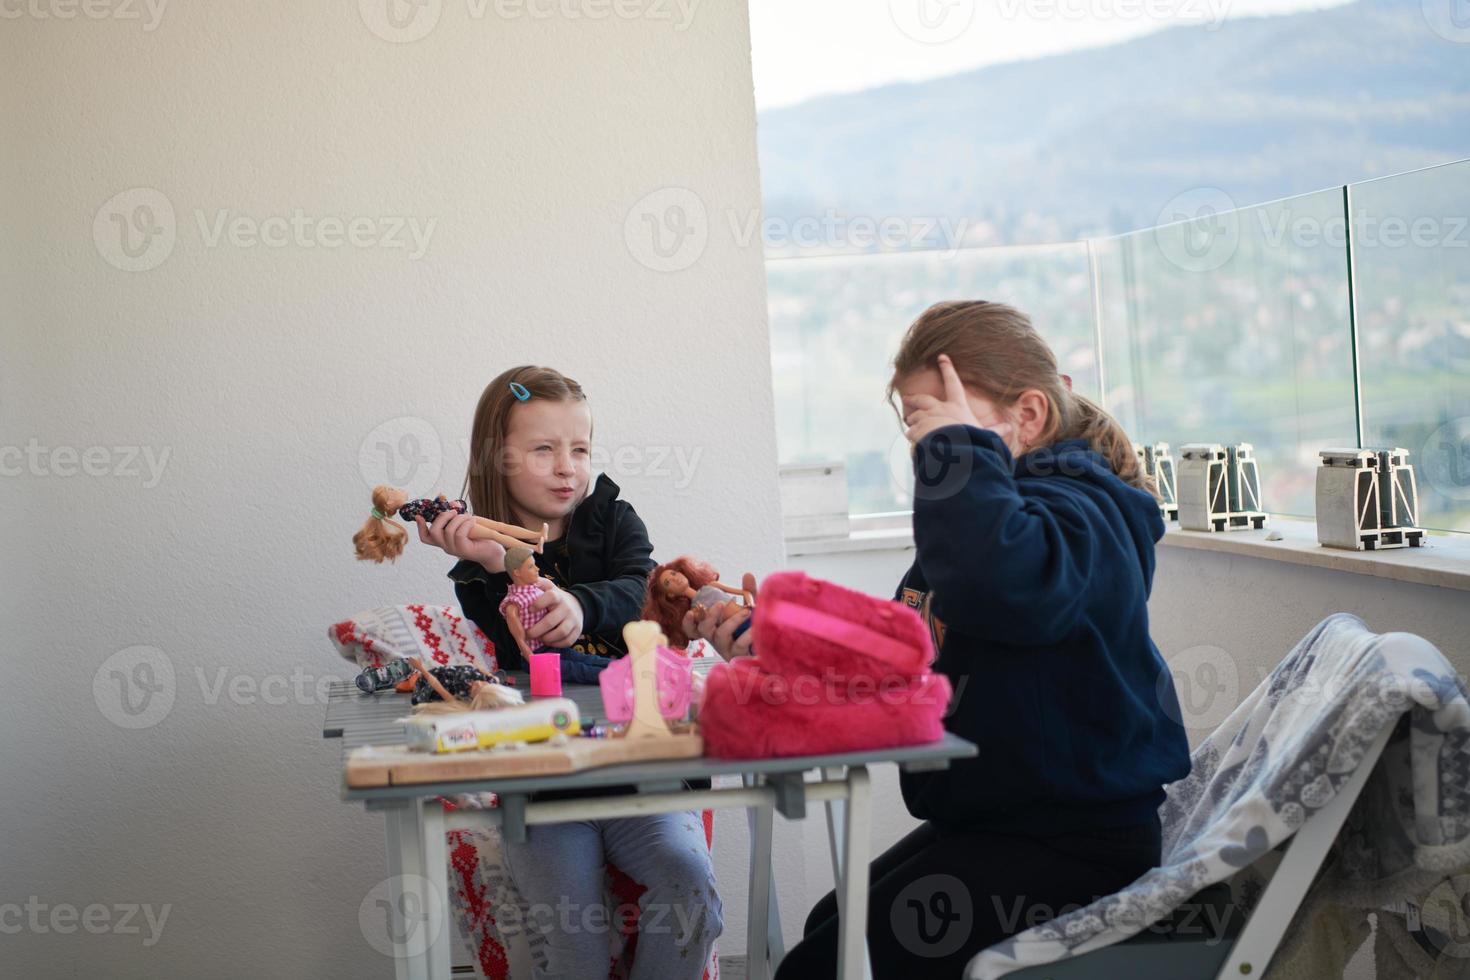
[897,425,1191,836]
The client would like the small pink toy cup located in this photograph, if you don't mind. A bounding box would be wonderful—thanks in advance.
[529,652,562,697]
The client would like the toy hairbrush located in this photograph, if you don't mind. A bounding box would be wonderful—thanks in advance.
[353,485,548,563]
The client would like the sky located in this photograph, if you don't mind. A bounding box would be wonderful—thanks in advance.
[748,0,1355,109]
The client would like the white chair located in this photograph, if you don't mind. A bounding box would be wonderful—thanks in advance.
[969,614,1470,980]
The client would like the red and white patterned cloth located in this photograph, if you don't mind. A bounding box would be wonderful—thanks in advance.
[328,603,499,673]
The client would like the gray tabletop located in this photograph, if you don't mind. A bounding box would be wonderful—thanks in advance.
[323,672,608,752]
[323,675,977,804]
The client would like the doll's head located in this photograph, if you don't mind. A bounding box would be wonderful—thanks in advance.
[640,556,719,649]
[464,366,593,537]
[353,485,413,563]
[505,546,538,586]
[887,300,1152,493]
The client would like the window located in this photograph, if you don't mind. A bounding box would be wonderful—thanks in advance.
[1353,160,1470,532]
[767,243,1097,515]
[768,160,1470,532]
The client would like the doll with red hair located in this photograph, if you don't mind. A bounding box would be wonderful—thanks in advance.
[640,556,754,649]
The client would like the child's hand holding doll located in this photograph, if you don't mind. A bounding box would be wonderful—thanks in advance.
[525,587,584,649]
[685,572,758,661]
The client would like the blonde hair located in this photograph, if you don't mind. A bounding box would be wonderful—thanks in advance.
[886,300,1153,494]
[463,366,589,523]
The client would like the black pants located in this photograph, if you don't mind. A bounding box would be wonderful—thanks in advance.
[773,815,1161,980]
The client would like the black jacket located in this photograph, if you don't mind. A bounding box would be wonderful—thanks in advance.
[448,473,655,671]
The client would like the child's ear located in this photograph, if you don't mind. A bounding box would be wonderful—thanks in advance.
[1014,389,1050,449]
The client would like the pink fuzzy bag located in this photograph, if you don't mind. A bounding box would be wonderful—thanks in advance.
[699,571,952,759]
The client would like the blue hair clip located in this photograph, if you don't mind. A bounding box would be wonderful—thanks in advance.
[509,382,531,402]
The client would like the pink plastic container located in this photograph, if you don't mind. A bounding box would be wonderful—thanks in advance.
[598,645,693,722]
[529,652,562,697]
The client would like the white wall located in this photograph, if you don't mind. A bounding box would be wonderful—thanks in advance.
[1,3,791,976]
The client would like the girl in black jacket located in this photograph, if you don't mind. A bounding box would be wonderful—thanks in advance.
[415,365,722,980]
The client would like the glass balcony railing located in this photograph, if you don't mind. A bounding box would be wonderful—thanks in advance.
[767,158,1470,532]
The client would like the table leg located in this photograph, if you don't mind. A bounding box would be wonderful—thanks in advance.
[383,801,430,980]
[744,774,786,975]
[834,766,873,980]
[418,800,452,980]
[746,790,774,980]
[822,765,846,900]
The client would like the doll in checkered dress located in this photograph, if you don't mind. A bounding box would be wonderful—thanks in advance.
[500,546,612,684]
[498,546,554,660]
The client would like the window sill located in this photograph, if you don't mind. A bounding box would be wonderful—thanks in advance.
[784,516,1470,592]
[785,525,915,557]
[1159,517,1470,593]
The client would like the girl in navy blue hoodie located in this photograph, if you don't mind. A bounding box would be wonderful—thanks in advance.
[697,301,1191,978]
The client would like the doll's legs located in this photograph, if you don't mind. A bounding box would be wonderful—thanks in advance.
[600,812,722,980]
[472,517,549,551]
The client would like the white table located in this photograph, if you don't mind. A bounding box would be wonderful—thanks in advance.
[325,679,975,980]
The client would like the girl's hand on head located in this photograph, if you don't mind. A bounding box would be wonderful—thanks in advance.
[415,512,508,573]
[527,586,584,649]
[904,354,1017,449]
[903,353,984,445]
[685,572,757,661]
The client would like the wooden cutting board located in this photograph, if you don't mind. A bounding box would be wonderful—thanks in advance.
[345,732,704,788]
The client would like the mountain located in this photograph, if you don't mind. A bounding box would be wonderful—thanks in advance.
[755,0,1470,247]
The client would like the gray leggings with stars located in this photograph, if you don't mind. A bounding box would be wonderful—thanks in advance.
[501,812,723,980]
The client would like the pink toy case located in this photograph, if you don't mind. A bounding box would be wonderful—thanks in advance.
[598,645,694,723]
